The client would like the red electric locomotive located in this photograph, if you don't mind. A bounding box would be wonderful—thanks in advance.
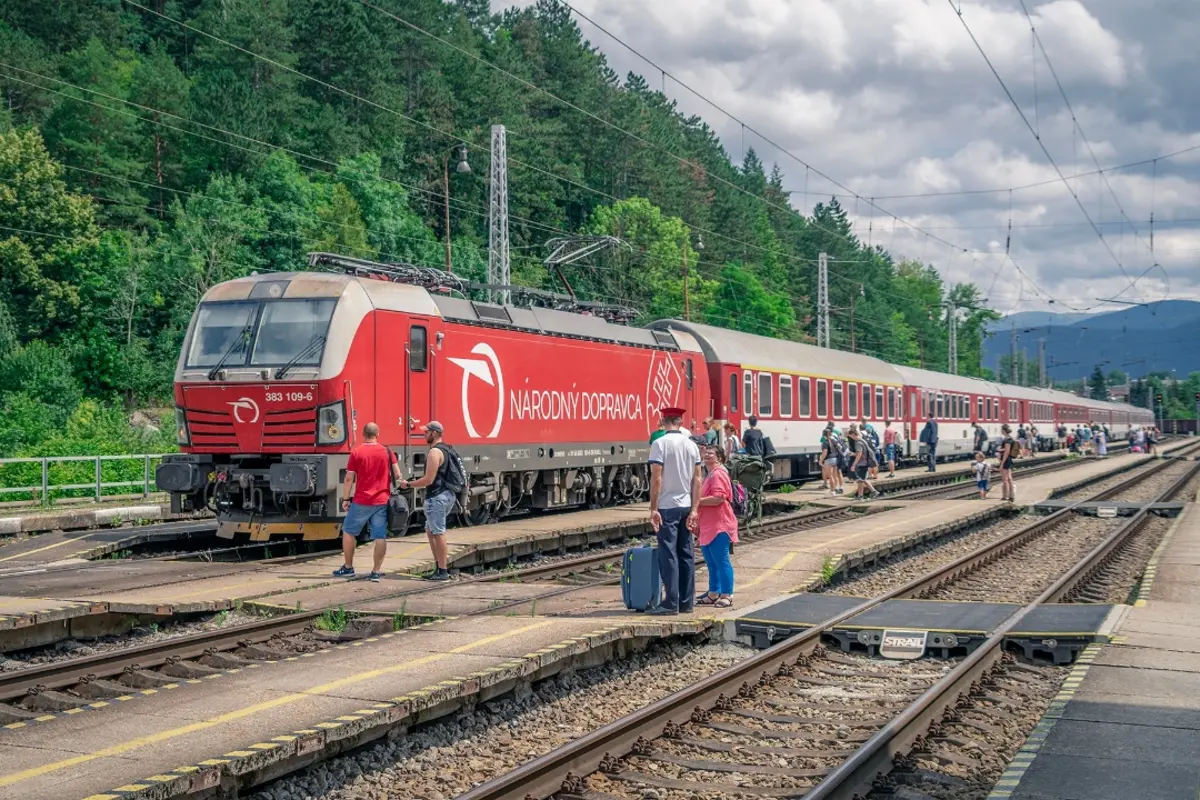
[157,255,710,540]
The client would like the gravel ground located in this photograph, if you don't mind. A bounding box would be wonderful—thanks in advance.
[825,513,1031,598]
[248,639,751,800]
[881,661,1068,800]
[1077,514,1174,604]
[1095,461,1198,503]
[0,608,267,670]
[927,516,1123,603]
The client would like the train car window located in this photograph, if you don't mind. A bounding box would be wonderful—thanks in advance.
[936,393,944,419]
[848,383,858,418]
[780,376,793,417]
[730,372,739,412]
[799,378,811,417]
[817,380,828,418]
[921,391,928,418]
[977,397,983,420]
[862,384,871,418]
[888,387,896,419]
[409,326,428,371]
[685,359,694,389]
[875,386,884,419]
[911,391,918,419]
[758,373,773,417]
[744,373,753,414]
[833,382,844,418]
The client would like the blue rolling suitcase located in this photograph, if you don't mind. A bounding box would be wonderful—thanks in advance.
[622,546,661,612]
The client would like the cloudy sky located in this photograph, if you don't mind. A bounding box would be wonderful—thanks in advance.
[504,0,1200,316]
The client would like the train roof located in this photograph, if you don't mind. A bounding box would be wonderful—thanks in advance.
[891,365,1003,395]
[648,320,905,385]
[434,296,702,351]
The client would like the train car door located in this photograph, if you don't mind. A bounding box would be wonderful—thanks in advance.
[404,319,436,459]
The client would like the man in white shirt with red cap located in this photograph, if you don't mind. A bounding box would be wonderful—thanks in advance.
[647,405,702,615]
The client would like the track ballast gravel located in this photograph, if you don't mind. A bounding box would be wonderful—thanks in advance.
[926,516,1123,603]
[248,640,750,800]
[825,513,1031,598]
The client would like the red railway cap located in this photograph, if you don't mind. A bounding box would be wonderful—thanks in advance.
[659,406,687,418]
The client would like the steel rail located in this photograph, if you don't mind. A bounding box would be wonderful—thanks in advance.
[456,445,1190,800]
[803,451,1200,798]
[0,501,880,702]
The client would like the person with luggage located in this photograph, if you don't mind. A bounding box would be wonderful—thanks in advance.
[847,428,880,500]
[647,406,702,616]
[695,444,738,609]
[1095,425,1108,456]
[920,413,939,472]
[973,451,991,499]
[860,418,881,479]
[398,421,463,582]
[742,416,766,457]
[998,424,1017,502]
[820,423,844,496]
[334,422,402,582]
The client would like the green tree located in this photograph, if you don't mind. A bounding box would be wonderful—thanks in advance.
[0,127,99,338]
[1089,365,1108,400]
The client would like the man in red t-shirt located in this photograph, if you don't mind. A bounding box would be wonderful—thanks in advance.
[333,422,401,582]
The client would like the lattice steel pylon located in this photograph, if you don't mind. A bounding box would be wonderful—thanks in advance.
[487,124,510,305]
[817,252,829,348]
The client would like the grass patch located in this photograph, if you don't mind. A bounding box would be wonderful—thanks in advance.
[778,483,797,494]
[820,554,839,585]
[315,605,350,632]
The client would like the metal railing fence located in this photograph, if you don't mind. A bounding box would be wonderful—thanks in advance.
[0,454,170,506]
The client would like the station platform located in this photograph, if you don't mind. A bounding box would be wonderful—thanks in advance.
[991,502,1200,799]
[0,614,712,800]
[0,446,1177,651]
[0,520,217,567]
[734,593,1122,664]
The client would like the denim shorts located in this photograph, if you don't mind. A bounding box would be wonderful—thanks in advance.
[343,503,388,541]
[424,490,455,535]
[977,480,989,491]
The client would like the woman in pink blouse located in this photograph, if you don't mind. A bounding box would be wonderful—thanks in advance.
[696,444,738,608]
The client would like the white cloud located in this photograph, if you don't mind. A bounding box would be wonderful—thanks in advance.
[500,0,1200,310]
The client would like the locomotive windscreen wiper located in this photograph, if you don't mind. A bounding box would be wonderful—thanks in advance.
[206,324,253,381]
[274,334,327,380]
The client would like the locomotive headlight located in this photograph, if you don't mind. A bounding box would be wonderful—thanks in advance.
[316,401,346,445]
[175,408,190,446]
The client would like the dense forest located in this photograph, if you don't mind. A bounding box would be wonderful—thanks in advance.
[0,0,1004,458]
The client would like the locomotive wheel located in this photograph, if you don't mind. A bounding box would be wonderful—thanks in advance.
[461,503,493,527]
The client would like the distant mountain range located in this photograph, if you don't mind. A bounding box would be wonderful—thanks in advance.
[983,300,1200,381]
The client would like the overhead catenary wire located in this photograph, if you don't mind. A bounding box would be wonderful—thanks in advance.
[948,0,1166,306]
[1019,0,1155,263]
[355,0,1014,278]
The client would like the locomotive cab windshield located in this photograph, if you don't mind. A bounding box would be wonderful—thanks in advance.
[186,297,336,377]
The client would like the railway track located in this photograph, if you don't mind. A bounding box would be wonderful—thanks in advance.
[0,501,892,719]
[453,449,1200,800]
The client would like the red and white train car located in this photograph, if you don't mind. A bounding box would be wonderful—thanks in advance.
[650,322,905,480]
[157,260,1155,540]
[158,270,709,539]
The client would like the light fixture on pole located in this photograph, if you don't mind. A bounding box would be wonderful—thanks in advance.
[441,142,471,274]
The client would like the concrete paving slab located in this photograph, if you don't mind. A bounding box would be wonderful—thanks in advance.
[1060,697,1200,730]
[1095,645,1200,672]
[1036,717,1200,766]
[1071,664,1200,704]
[1011,752,1198,800]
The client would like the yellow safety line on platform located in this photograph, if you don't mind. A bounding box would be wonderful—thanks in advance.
[0,535,91,563]
[0,619,554,788]
[739,552,799,589]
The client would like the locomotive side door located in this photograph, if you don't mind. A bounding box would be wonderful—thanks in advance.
[404,319,436,462]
